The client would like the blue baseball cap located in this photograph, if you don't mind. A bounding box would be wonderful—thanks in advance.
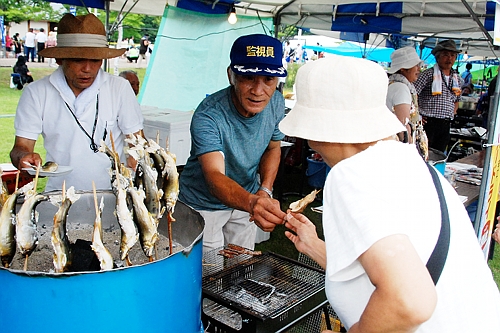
[230,34,287,77]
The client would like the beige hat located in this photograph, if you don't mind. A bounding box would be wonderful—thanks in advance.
[279,55,405,143]
[39,13,125,59]
[387,47,422,74]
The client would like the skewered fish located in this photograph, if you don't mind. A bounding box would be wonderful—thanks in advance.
[50,185,80,273]
[128,139,164,220]
[289,189,321,213]
[91,192,113,271]
[114,173,139,265]
[15,184,47,260]
[128,186,158,260]
[0,183,29,268]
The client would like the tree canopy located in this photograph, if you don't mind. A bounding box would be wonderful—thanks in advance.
[0,0,160,42]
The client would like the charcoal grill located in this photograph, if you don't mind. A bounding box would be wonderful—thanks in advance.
[202,246,328,332]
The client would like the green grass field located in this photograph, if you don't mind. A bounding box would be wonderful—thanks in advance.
[1,65,499,289]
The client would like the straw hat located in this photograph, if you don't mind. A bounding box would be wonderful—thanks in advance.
[279,55,405,143]
[387,47,422,74]
[38,13,125,59]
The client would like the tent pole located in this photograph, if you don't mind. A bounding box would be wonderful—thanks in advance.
[104,0,110,72]
[460,0,493,46]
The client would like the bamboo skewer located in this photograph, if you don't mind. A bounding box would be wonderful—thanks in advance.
[24,165,41,271]
[14,171,19,191]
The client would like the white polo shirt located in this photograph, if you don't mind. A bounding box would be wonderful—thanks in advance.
[15,67,143,191]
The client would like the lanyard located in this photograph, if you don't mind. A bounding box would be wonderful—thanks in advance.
[64,95,105,153]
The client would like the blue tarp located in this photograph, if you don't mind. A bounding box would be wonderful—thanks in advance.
[303,41,394,62]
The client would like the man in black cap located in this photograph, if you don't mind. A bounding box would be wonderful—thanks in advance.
[414,39,463,152]
[179,34,288,252]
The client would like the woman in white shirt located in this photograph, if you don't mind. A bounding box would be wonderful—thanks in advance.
[386,47,423,143]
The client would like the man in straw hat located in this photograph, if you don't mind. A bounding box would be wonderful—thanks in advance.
[414,39,463,153]
[179,34,288,252]
[10,13,143,191]
[280,55,500,332]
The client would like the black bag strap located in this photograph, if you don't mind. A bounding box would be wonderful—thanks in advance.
[425,163,451,285]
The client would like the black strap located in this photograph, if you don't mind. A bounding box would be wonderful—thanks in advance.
[425,163,451,285]
[64,95,101,153]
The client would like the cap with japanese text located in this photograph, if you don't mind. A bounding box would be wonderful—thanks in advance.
[230,34,287,77]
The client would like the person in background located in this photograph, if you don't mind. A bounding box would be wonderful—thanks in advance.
[24,28,36,62]
[462,63,473,87]
[179,34,288,253]
[126,46,139,63]
[137,34,150,67]
[10,13,143,192]
[461,83,474,96]
[277,56,287,93]
[386,47,423,143]
[414,40,463,153]
[119,70,140,96]
[36,27,47,63]
[46,31,57,67]
[12,55,34,90]
[280,55,500,332]
[5,34,13,58]
[13,33,22,58]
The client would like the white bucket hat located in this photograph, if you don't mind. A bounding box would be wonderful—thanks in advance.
[387,47,422,74]
[279,55,405,144]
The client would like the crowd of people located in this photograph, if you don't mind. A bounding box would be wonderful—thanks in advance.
[5,11,500,333]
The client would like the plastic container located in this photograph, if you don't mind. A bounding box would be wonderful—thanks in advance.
[306,157,331,188]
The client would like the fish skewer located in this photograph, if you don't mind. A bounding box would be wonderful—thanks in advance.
[16,166,47,271]
[113,162,139,266]
[0,173,27,268]
[91,182,114,271]
[128,186,158,261]
[289,189,321,213]
[50,182,80,273]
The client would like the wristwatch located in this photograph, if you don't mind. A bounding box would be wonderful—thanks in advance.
[259,186,273,198]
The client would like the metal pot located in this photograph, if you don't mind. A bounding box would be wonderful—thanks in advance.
[0,191,204,333]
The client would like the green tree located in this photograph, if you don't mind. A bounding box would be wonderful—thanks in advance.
[0,0,65,29]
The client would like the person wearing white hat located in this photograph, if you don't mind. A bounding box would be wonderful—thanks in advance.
[280,55,500,332]
[10,13,143,191]
[386,47,422,143]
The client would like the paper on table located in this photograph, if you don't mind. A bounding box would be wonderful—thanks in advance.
[458,195,468,204]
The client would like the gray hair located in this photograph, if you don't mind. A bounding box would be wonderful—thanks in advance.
[119,70,138,78]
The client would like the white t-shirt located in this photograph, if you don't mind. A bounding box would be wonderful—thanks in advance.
[36,31,47,43]
[24,31,36,47]
[386,81,411,112]
[323,140,500,332]
[15,67,143,191]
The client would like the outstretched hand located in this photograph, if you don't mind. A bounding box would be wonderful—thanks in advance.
[250,194,287,232]
[284,212,326,269]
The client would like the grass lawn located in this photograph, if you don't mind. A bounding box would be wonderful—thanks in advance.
[1,65,499,290]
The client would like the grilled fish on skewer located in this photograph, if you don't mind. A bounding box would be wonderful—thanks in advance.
[91,184,113,271]
[114,173,139,266]
[128,186,158,261]
[289,189,321,213]
[16,183,47,270]
[50,185,80,273]
[0,182,29,268]
[128,139,164,220]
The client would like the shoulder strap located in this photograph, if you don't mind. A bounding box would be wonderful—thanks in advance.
[425,163,451,285]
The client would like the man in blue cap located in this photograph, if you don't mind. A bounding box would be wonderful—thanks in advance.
[179,34,288,252]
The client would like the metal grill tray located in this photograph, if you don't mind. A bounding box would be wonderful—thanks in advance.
[202,249,326,322]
